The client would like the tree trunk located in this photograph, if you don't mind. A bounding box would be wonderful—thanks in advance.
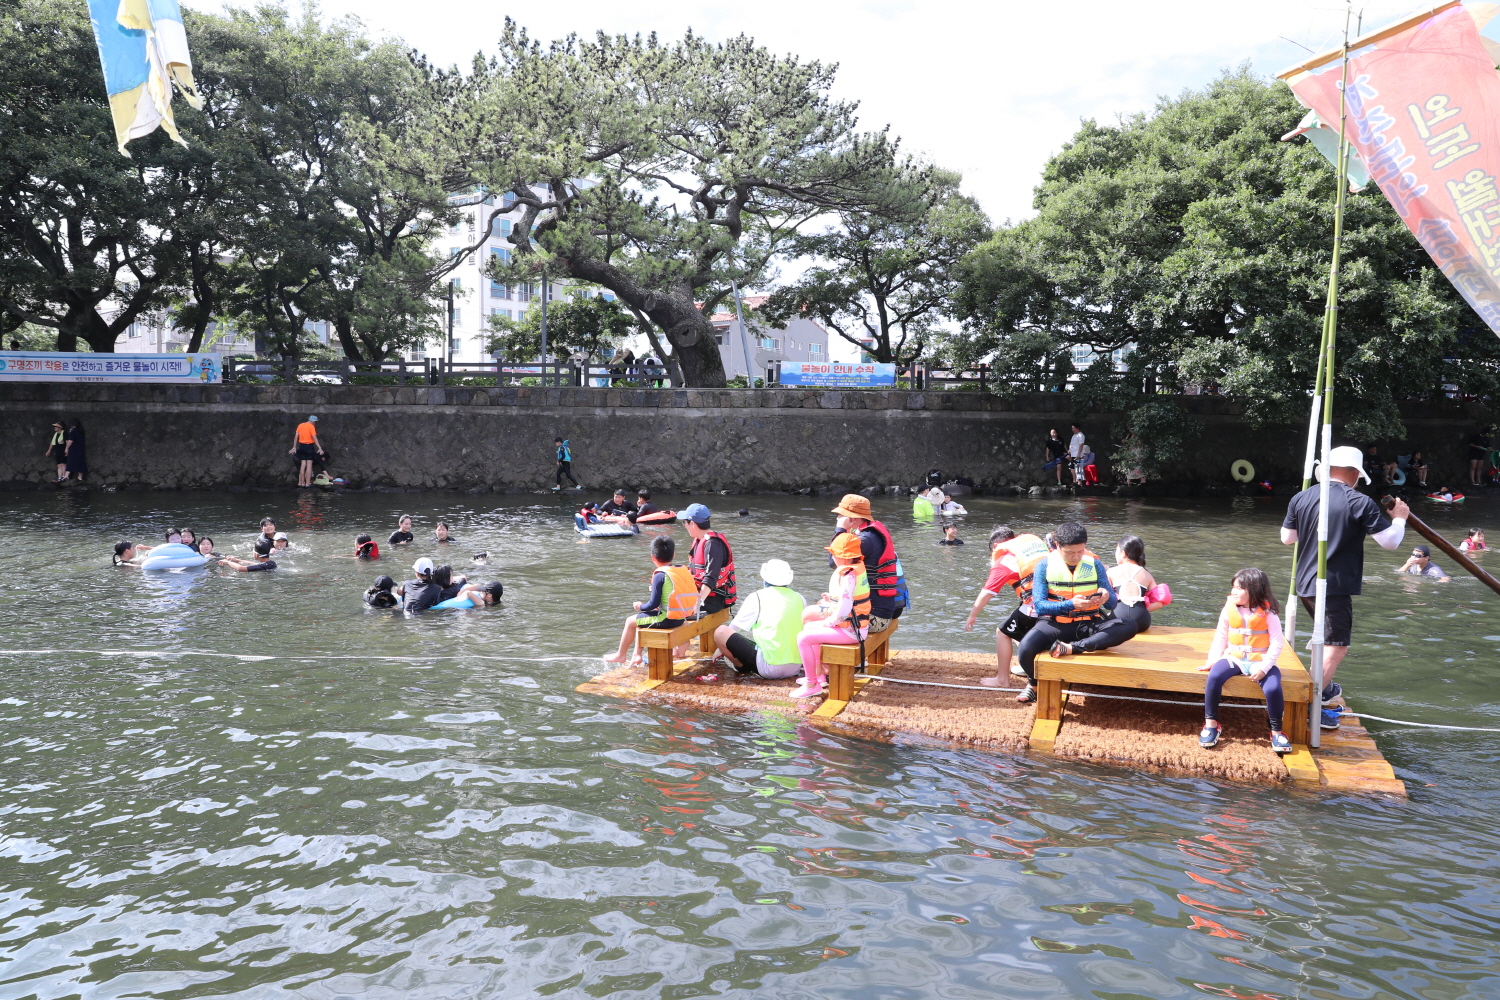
[333,315,366,362]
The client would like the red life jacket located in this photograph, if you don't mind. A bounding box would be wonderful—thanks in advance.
[860,520,901,599]
[689,530,737,604]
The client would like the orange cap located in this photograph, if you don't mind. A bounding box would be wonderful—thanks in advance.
[825,533,864,560]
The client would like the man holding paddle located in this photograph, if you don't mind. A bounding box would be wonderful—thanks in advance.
[1281,445,1409,729]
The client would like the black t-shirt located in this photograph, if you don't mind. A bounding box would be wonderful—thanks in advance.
[388,530,414,545]
[1470,433,1490,459]
[938,539,965,546]
[631,502,660,522]
[601,499,636,516]
[402,579,442,611]
[1045,437,1066,459]
[1282,482,1391,596]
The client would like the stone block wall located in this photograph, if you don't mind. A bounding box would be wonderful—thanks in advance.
[0,382,1485,491]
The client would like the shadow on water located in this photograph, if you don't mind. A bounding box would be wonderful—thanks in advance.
[0,488,1496,997]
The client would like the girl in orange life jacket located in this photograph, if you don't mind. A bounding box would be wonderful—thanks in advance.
[1197,567,1292,754]
[965,525,1050,687]
[828,494,904,628]
[603,534,699,666]
[792,533,871,700]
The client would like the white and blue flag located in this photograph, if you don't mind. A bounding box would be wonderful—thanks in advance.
[87,0,203,154]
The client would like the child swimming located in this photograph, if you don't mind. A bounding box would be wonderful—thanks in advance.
[388,516,415,545]
[1197,567,1292,755]
[364,575,400,607]
[1461,528,1487,552]
[355,534,380,559]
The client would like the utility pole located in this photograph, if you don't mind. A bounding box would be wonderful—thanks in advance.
[731,280,755,386]
[446,279,456,370]
[539,267,549,385]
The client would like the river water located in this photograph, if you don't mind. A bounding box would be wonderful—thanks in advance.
[2,489,1497,999]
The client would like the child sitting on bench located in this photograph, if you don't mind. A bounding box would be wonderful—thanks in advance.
[603,534,699,666]
[1197,566,1292,755]
[792,533,870,699]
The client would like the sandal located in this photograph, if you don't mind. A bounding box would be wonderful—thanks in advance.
[1199,725,1221,749]
[1050,641,1073,658]
[1015,685,1036,704]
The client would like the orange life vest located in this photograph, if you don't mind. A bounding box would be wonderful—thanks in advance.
[641,565,699,625]
[829,564,872,631]
[993,533,1049,604]
[1226,603,1272,664]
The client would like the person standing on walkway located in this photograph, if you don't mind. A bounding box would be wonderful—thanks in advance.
[1281,445,1409,728]
[1043,429,1066,483]
[552,437,580,490]
[828,494,906,632]
[62,419,87,483]
[45,420,67,482]
[289,415,324,488]
[1068,423,1086,485]
[1468,428,1491,486]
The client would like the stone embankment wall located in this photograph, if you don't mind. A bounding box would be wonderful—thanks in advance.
[0,382,1486,492]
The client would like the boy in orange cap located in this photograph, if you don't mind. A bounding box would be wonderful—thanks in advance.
[792,532,870,699]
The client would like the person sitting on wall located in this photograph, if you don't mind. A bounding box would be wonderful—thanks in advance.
[1013,520,1138,703]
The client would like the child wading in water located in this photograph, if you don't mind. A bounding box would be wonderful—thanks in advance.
[1198,567,1292,755]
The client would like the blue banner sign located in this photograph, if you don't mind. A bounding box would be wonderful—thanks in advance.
[0,352,222,383]
[778,362,896,387]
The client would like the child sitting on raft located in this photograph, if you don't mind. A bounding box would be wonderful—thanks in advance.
[603,535,699,666]
[1197,567,1292,755]
[792,533,870,699]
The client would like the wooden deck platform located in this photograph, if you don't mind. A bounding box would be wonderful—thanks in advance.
[576,626,1405,796]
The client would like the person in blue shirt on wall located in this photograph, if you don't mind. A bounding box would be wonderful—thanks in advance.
[1013,520,1139,704]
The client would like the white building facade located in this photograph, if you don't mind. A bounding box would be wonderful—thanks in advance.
[708,295,831,381]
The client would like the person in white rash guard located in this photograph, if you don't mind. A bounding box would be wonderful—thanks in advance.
[1281,445,1409,724]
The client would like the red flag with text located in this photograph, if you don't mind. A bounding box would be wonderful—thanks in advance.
[1286,5,1500,334]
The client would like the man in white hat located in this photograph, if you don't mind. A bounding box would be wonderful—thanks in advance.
[395,556,441,612]
[1281,444,1409,728]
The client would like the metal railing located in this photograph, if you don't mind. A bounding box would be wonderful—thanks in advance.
[220,356,1172,393]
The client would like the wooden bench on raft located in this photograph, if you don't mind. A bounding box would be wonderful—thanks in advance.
[1029,625,1313,770]
[639,608,732,686]
[812,621,897,718]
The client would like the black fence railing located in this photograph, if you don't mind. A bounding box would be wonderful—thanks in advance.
[221,356,1173,393]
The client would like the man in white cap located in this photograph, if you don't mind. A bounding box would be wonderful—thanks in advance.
[1281,444,1409,727]
[395,557,442,612]
[711,559,806,679]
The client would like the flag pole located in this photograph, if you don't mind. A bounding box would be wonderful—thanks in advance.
[1308,2,1354,749]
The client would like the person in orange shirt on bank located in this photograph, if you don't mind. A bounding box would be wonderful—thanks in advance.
[289,415,325,488]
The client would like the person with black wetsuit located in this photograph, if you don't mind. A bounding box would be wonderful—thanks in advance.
[432,565,468,602]
[388,516,415,546]
[630,489,661,523]
[364,575,399,607]
[397,557,442,611]
[221,538,278,572]
[601,489,636,519]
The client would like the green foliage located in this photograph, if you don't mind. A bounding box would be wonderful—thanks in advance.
[460,22,921,386]
[758,172,989,364]
[953,67,1500,439]
[1072,356,1133,415]
[1125,398,1202,477]
[486,293,633,363]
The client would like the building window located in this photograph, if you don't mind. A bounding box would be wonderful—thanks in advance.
[450,338,461,352]
[516,283,533,303]
[490,247,510,264]
[502,192,516,208]
[809,342,822,356]
[499,219,512,237]
[491,308,512,320]
[490,280,508,298]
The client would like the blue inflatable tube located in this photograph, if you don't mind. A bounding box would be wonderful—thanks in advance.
[431,595,476,610]
[138,542,213,571]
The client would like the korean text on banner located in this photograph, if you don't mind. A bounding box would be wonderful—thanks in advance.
[0,353,221,384]
[778,362,896,387]
[1284,5,1500,335]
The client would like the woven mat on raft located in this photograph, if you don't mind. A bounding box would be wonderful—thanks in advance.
[838,649,1034,749]
[1054,685,1289,783]
[583,661,821,718]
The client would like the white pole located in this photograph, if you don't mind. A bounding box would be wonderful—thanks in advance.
[731,280,756,385]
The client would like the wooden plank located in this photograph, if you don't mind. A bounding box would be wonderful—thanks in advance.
[1030,718,1060,752]
[810,661,888,721]
[1282,745,1320,786]
[1037,678,1063,722]
[1286,701,1309,746]
[811,698,849,719]
[637,608,731,649]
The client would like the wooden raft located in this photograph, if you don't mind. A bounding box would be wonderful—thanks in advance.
[577,624,1404,796]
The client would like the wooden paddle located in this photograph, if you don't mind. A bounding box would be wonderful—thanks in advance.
[1381,496,1500,598]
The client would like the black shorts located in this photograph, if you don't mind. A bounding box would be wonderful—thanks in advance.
[701,594,731,615]
[724,632,759,674]
[1300,594,1352,646]
[1000,607,1040,641]
[295,443,319,461]
[637,615,685,630]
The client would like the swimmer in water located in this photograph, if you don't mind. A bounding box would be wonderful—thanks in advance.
[221,538,277,572]
[112,541,152,566]
[180,528,196,549]
[196,537,216,557]
[938,525,964,545]
[355,534,379,559]
[272,531,289,551]
[163,527,183,544]
[388,515,414,545]
[436,580,504,608]
[432,564,468,602]
[258,517,277,544]
[1461,528,1487,552]
[434,521,453,543]
[363,575,400,607]
[472,551,489,564]
[739,508,750,517]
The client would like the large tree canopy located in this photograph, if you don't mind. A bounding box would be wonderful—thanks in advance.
[457,23,918,386]
[953,68,1500,440]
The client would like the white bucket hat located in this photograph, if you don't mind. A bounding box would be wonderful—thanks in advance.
[1314,444,1371,484]
[760,559,794,587]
